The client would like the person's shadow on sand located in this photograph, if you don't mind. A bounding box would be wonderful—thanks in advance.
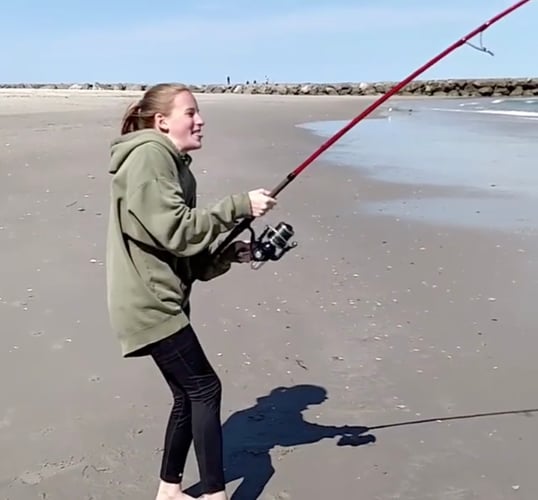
[185,384,376,499]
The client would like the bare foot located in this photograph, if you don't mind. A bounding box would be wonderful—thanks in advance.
[201,492,228,500]
[156,492,196,500]
[155,480,197,500]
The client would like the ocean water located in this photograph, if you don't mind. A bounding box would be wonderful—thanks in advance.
[297,97,538,232]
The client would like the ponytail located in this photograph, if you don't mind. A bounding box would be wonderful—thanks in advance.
[120,100,142,135]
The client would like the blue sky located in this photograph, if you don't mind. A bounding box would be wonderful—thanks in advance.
[2,0,536,84]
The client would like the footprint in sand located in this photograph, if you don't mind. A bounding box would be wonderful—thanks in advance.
[17,456,86,485]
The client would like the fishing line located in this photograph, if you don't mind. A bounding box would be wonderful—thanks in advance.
[466,32,495,56]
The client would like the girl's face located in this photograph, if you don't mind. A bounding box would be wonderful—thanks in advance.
[154,91,205,152]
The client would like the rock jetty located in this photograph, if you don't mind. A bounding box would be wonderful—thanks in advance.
[1,78,538,97]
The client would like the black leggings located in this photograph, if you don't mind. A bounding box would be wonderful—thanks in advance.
[147,324,225,494]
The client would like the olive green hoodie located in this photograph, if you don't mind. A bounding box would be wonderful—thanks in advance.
[106,129,252,357]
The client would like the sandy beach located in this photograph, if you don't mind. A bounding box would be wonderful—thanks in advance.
[1,89,538,500]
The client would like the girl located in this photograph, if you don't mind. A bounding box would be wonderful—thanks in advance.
[106,83,276,500]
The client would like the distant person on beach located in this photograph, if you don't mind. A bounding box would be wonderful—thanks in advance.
[105,82,276,500]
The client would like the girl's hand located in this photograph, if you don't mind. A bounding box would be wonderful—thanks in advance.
[248,188,277,217]
[225,240,252,263]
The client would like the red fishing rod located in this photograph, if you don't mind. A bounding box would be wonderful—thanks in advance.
[214,0,531,265]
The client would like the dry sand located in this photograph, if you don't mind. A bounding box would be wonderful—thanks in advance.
[1,90,538,500]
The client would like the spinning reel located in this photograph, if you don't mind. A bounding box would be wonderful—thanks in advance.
[247,221,298,270]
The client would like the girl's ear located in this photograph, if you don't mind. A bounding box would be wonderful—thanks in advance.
[154,112,169,133]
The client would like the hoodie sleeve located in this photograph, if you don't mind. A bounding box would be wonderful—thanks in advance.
[125,143,252,257]
[189,247,234,281]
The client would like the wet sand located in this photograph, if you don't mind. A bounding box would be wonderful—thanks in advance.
[1,90,538,500]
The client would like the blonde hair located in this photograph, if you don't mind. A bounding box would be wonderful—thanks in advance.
[120,83,191,135]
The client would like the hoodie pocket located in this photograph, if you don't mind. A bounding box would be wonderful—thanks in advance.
[129,242,184,308]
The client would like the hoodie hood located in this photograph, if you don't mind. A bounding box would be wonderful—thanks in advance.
[108,129,184,174]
